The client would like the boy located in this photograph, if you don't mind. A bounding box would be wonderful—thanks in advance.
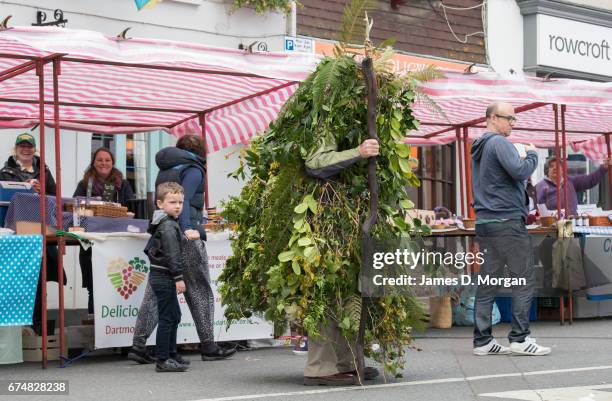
[145,182,189,372]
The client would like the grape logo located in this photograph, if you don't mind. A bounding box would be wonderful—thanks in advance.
[107,257,148,300]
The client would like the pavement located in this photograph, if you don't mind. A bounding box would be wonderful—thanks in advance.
[1,319,611,401]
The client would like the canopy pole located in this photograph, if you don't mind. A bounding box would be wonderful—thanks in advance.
[0,60,38,82]
[553,104,562,220]
[561,105,569,217]
[424,102,549,139]
[52,58,66,358]
[198,113,209,209]
[606,133,612,208]
[463,126,474,219]
[36,59,48,369]
[456,128,465,216]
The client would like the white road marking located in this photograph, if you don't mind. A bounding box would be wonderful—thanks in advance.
[189,365,612,401]
[479,384,612,401]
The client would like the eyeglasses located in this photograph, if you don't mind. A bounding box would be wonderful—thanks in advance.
[495,114,517,123]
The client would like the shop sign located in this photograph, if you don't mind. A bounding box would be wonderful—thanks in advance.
[536,14,612,78]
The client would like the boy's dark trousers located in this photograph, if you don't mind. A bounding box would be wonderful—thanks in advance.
[149,271,182,361]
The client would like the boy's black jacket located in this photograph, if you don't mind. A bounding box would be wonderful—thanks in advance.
[145,210,184,282]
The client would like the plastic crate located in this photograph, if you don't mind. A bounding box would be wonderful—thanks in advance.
[495,297,538,322]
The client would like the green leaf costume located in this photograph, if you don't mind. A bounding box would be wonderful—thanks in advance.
[220,52,435,377]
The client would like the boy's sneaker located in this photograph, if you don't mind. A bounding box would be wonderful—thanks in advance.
[127,346,156,364]
[170,354,191,366]
[473,339,511,356]
[155,358,189,372]
[510,336,551,356]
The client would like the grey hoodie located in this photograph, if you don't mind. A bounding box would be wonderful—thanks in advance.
[470,132,538,220]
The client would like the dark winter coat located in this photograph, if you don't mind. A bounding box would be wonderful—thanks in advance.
[0,155,57,195]
[155,147,206,240]
[145,210,185,282]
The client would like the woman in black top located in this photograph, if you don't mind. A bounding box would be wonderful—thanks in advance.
[73,147,134,313]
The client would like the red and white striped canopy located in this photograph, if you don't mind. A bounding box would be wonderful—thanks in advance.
[409,71,612,160]
[0,27,319,152]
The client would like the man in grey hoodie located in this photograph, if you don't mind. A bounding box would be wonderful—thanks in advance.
[471,102,551,356]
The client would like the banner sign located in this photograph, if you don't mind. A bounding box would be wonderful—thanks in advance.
[92,236,273,348]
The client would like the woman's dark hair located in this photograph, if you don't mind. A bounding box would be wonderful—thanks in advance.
[544,156,557,176]
[80,147,123,189]
[176,134,206,157]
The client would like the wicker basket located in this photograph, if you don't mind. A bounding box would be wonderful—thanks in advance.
[462,218,475,229]
[540,216,557,227]
[588,215,612,227]
[66,203,128,218]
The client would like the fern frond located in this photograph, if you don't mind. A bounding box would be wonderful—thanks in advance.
[311,57,344,110]
[373,46,395,73]
[344,294,362,325]
[408,65,444,84]
[414,89,449,123]
[376,37,397,51]
[337,0,376,50]
[403,66,448,123]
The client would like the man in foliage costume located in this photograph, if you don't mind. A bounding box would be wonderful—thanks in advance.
[219,6,433,386]
[302,137,380,386]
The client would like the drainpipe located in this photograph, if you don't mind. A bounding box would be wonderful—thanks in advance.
[288,1,297,37]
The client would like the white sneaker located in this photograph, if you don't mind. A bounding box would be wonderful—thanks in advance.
[473,339,511,356]
[510,336,551,356]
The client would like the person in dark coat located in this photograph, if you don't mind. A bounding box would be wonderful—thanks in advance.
[0,132,57,195]
[0,133,63,334]
[129,134,235,364]
[73,147,135,313]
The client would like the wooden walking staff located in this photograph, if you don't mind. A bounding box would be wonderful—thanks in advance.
[358,12,378,385]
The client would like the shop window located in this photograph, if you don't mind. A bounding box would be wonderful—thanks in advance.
[414,144,456,213]
[91,133,114,150]
[126,134,147,198]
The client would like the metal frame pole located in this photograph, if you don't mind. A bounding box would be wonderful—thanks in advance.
[561,105,569,217]
[456,128,465,216]
[606,133,612,209]
[198,113,209,209]
[463,126,474,219]
[553,104,562,220]
[52,58,66,356]
[36,59,49,368]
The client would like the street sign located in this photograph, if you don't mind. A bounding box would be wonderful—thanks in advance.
[284,36,314,53]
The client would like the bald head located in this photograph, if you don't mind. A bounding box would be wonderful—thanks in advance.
[486,102,516,136]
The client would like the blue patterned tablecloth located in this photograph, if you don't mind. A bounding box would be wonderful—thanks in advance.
[3,193,72,231]
[3,192,149,233]
[0,235,42,326]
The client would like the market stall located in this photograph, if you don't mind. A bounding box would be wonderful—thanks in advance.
[406,71,612,323]
[0,26,318,366]
[408,70,612,219]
